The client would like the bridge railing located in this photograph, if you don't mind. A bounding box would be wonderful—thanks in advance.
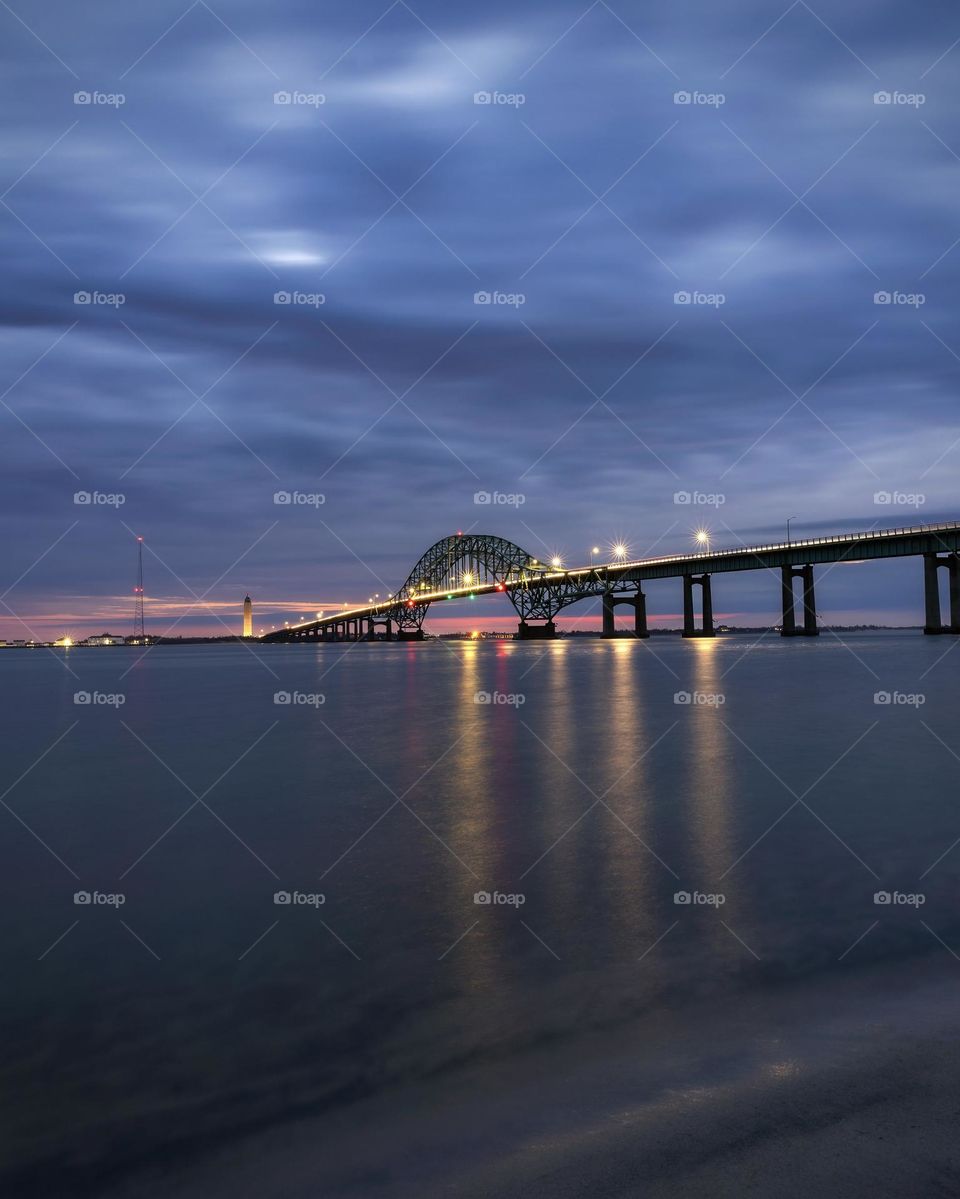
[607,520,960,571]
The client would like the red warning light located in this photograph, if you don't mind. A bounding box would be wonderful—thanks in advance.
[456,530,463,536]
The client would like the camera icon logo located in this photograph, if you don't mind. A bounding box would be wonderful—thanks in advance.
[673,890,692,904]
[474,91,492,105]
[673,290,691,304]
[273,890,292,904]
[73,890,92,904]
[73,490,92,504]
[473,290,491,304]
[873,691,891,705]
[874,291,891,305]
[73,691,92,704]
[673,490,691,504]
[474,690,491,704]
[74,91,91,104]
[274,91,292,104]
[673,691,692,705]
[873,490,891,504]
[273,490,292,504]
[473,490,491,504]
[73,291,91,305]
[874,890,891,904]
[674,91,691,104]
[273,291,291,304]
[273,691,292,705]
[873,91,891,105]
[473,890,492,904]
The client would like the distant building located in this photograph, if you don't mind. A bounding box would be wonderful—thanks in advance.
[243,595,253,638]
[80,633,124,647]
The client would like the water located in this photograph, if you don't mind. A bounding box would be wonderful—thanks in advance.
[2,633,959,1195]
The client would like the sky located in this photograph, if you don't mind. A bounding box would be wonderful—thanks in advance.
[1,0,959,638]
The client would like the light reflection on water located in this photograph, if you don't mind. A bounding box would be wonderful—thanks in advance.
[0,632,958,1189]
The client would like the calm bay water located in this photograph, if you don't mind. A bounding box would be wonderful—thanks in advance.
[2,633,959,1195]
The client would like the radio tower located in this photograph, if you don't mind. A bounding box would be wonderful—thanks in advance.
[133,536,146,641]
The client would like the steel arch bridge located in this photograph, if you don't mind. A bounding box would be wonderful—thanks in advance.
[260,522,960,642]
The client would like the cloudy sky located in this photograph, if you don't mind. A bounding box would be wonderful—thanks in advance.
[2,0,958,636]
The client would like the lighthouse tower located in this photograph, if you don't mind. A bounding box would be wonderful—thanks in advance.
[243,594,253,638]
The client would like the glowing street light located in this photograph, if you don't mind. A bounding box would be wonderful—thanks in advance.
[695,529,711,551]
[590,546,600,569]
[551,555,563,569]
[612,543,627,561]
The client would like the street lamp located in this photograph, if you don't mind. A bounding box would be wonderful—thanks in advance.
[612,543,627,562]
[590,546,600,569]
[786,516,797,545]
[551,555,562,569]
[695,529,710,552]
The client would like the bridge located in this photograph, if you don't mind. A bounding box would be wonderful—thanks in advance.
[261,521,960,642]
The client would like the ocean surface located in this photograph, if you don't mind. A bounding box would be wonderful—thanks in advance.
[3,633,960,1196]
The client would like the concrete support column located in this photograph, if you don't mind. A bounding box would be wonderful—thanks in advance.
[601,592,616,638]
[924,552,942,634]
[781,565,796,635]
[384,618,393,640]
[516,620,557,640]
[781,564,818,636]
[801,564,818,635]
[682,575,715,637]
[950,556,960,633]
[701,574,714,634]
[634,590,649,638]
[683,575,695,636]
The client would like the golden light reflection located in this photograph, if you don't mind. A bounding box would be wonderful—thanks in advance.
[598,639,658,953]
[686,634,735,952]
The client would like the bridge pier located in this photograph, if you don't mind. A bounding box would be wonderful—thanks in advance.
[601,589,650,638]
[397,629,425,641]
[923,552,960,633]
[682,574,715,637]
[780,564,818,636]
[516,620,557,640]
